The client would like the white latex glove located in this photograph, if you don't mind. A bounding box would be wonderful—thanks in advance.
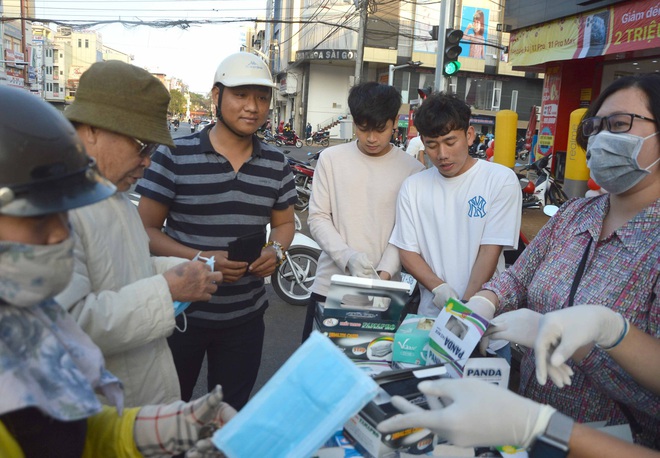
[377,379,556,449]
[347,252,376,278]
[134,385,237,457]
[485,309,574,387]
[463,296,496,355]
[485,309,542,348]
[535,305,626,388]
[431,283,459,310]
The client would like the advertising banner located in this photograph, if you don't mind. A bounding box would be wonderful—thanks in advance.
[537,66,562,157]
[459,6,490,60]
[510,0,660,67]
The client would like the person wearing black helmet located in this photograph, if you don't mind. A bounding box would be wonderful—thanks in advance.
[55,60,223,408]
[137,52,297,409]
[0,85,238,458]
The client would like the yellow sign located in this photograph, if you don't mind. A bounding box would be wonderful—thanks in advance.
[509,17,580,66]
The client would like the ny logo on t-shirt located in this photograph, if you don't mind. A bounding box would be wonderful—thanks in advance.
[468,196,487,218]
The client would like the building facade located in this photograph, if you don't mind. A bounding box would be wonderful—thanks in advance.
[254,0,544,139]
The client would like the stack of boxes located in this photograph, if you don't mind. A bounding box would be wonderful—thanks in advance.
[315,276,510,457]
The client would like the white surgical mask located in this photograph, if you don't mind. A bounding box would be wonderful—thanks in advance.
[587,130,660,194]
[0,237,74,307]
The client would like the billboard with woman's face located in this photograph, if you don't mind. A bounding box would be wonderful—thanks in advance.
[460,6,490,59]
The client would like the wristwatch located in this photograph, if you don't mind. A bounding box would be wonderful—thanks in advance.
[529,411,574,458]
[265,241,285,266]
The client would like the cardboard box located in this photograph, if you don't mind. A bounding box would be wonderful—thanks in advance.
[314,314,396,362]
[392,315,435,366]
[343,366,446,458]
[427,298,489,377]
[315,276,412,362]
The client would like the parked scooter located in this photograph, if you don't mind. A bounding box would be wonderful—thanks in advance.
[267,213,321,306]
[263,130,284,147]
[285,150,321,212]
[518,154,569,209]
[276,131,304,148]
[305,131,330,147]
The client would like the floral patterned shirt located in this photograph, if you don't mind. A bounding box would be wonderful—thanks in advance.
[0,299,123,421]
[483,195,659,447]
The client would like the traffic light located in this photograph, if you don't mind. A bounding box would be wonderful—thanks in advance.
[429,26,439,41]
[443,28,463,76]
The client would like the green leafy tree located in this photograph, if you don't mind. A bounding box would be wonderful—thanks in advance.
[168,89,186,118]
[190,92,212,118]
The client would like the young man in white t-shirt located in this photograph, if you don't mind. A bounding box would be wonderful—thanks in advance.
[300,82,425,341]
[405,134,426,165]
[390,93,521,323]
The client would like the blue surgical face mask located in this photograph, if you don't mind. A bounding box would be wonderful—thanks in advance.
[211,331,378,457]
[587,130,660,194]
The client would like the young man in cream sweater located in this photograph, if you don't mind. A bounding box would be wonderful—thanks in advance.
[301,82,424,341]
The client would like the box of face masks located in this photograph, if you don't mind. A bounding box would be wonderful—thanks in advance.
[343,366,446,457]
[426,298,489,377]
[392,315,435,366]
[314,275,412,362]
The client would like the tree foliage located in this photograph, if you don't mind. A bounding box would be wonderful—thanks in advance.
[190,92,212,118]
[168,89,186,118]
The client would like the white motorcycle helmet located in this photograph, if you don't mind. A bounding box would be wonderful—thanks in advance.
[213,52,277,89]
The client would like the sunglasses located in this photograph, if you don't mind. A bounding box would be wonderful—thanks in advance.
[132,138,160,158]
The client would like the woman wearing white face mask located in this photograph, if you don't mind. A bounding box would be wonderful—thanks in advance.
[461,73,660,449]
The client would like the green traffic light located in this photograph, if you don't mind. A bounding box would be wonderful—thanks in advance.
[444,61,461,76]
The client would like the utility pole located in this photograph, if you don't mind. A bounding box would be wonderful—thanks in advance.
[433,0,455,92]
[353,0,368,86]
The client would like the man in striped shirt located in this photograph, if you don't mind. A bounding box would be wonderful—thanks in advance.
[136,53,297,409]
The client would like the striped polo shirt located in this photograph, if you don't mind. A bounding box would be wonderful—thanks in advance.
[136,129,297,328]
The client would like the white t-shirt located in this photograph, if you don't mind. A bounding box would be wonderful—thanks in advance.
[390,159,521,317]
[405,136,424,158]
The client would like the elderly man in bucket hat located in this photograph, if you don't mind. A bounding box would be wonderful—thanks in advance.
[55,60,223,407]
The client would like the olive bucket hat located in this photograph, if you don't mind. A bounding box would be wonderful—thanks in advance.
[65,61,174,147]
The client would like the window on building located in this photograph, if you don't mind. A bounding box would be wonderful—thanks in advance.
[85,39,89,48]
[78,39,82,47]
[53,83,60,94]
[465,79,503,111]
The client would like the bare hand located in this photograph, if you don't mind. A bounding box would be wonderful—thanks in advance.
[164,261,223,302]
[203,250,248,283]
[248,246,278,278]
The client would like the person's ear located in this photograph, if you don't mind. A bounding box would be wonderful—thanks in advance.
[466,126,476,146]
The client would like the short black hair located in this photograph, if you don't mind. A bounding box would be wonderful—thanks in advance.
[348,82,401,130]
[414,92,471,138]
[576,73,660,150]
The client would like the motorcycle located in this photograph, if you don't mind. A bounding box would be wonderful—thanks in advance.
[518,154,569,209]
[305,131,330,147]
[285,150,320,212]
[276,131,304,148]
[267,213,321,306]
[263,130,284,147]
[516,137,530,162]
